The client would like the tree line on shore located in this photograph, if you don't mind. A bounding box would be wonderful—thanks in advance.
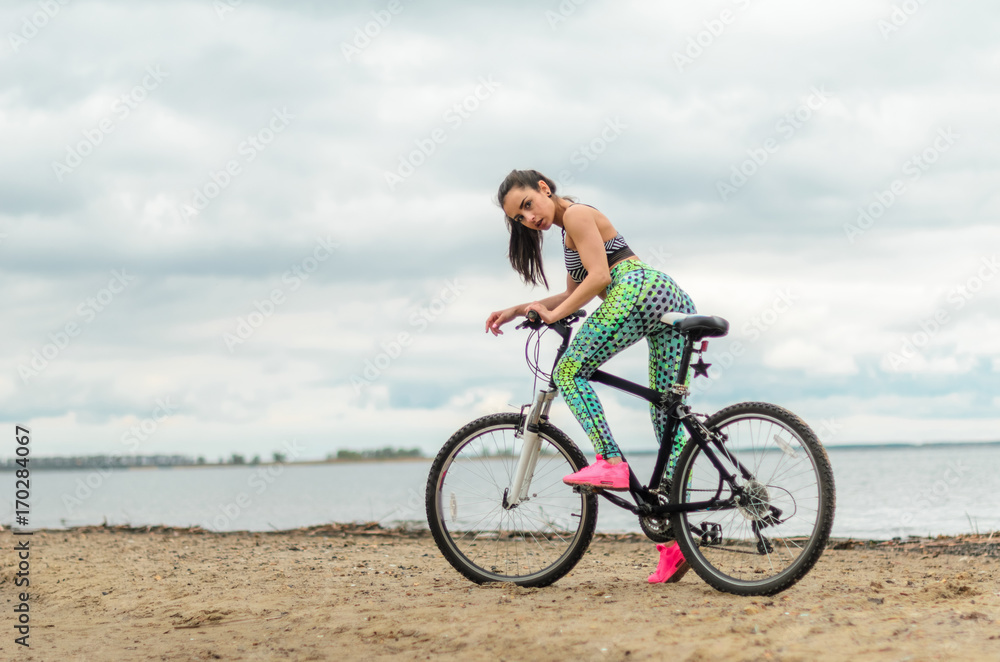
[0,447,425,470]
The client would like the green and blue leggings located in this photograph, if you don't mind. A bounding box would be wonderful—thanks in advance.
[553,259,696,470]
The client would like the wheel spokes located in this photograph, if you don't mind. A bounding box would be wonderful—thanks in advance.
[679,411,827,588]
[438,425,589,580]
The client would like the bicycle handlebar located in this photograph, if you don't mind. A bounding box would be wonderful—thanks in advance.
[517,309,587,331]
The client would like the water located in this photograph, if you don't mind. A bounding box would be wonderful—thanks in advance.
[4,445,998,539]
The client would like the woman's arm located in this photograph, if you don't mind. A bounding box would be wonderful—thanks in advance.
[536,207,610,322]
[536,274,578,310]
[486,275,579,335]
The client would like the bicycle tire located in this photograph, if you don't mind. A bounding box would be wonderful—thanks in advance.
[426,413,598,587]
[669,402,835,595]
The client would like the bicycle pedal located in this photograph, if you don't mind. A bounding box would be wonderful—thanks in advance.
[572,485,598,495]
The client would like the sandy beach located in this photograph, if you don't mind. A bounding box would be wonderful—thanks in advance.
[1,524,998,661]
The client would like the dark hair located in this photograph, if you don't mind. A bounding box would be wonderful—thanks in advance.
[496,169,572,289]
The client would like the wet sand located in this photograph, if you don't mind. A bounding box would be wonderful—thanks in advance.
[1,525,998,661]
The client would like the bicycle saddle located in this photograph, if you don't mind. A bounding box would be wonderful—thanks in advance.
[660,313,729,340]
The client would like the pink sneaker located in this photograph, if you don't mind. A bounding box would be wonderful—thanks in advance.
[647,542,690,584]
[563,455,630,491]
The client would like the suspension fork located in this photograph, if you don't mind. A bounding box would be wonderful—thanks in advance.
[505,387,558,507]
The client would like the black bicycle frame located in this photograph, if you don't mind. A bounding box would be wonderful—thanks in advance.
[539,316,756,519]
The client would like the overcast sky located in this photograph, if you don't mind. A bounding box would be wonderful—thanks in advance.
[1,0,997,462]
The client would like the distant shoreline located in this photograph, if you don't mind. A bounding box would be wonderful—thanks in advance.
[0,455,433,472]
[2,439,999,470]
[823,439,1000,450]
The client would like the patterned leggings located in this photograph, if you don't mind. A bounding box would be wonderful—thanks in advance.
[553,259,696,469]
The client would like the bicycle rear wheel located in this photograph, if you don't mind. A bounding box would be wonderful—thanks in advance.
[425,413,598,587]
[670,402,835,595]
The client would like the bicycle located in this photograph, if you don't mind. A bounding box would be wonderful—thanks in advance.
[425,309,835,595]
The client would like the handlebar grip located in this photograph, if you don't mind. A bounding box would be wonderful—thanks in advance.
[519,308,584,330]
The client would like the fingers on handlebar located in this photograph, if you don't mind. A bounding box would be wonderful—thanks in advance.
[513,308,586,331]
[522,309,585,327]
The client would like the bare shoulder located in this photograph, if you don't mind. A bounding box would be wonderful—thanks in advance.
[563,204,617,245]
[562,203,598,229]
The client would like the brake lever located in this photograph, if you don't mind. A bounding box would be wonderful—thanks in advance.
[517,310,544,331]
[517,309,586,330]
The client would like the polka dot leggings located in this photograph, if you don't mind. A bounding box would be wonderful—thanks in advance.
[553,259,696,468]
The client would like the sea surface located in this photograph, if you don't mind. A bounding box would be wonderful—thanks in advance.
[4,445,998,539]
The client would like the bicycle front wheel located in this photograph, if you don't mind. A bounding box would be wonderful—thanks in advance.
[425,413,598,587]
[670,402,835,595]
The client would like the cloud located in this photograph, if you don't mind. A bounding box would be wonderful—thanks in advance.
[1,0,998,459]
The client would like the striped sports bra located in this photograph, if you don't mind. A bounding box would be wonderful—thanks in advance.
[562,204,636,283]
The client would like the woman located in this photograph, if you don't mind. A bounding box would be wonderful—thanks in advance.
[486,169,696,490]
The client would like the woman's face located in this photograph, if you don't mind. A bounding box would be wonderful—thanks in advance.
[502,184,555,232]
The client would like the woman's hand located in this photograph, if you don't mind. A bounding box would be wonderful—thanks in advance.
[524,301,556,325]
[485,307,518,336]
